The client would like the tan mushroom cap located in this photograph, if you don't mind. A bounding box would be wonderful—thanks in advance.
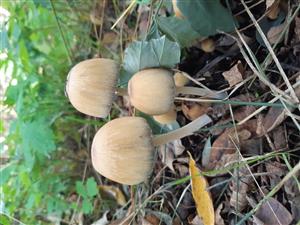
[153,104,177,124]
[128,68,176,115]
[91,117,154,185]
[66,58,119,118]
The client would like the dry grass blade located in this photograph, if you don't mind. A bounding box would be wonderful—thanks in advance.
[237,161,300,225]
[240,0,299,104]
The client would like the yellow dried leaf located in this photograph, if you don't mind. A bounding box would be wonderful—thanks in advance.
[99,185,126,206]
[189,155,214,225]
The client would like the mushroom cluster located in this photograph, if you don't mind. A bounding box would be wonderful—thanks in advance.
[66,57,216,185]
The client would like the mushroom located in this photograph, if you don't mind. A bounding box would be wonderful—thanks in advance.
[128,68,225,115]
[66,58,120,118]
[91,115,212,185]
[200,38,215,53]
[174,71,190,87]
[153,104,177,124]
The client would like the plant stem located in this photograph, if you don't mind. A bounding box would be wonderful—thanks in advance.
[115,87,128,96]
[176,86,226,99]
[152,114,212,146]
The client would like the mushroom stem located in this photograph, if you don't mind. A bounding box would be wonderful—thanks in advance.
[152,114,212,146]
[115,87,128,96]
[176,86,226,99]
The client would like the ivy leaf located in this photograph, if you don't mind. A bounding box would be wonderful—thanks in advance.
[123,36,180,76]
[176,0,235,36]
[82,198,93,214]
[157,16,201,47]
[76,181,87,198]
[86,177,98,198]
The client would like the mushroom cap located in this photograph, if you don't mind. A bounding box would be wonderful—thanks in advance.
[153,105,177,124]
[91,117,154,185]
[200,38,215,53]
[66,58,119,118]
[174,71,190,87]
[128,69,176,115]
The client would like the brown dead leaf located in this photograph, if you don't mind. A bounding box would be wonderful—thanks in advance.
[222,61,244,87]
[230,167,252,211]
[206,120,257,170]
[189,154,214,225]
[99,185,126,206]
[284,170,300,221]
[215,204,225,225]
[267,0,280,20]
[266,161,286,188]
[259,104,287,135]
[254,197,293,225]
[267,22,286,44]
[142,214,160,225]
[294,16,300,43]
[232,105,256,122]
[190,215,204,225]
[272,126,288,150]
[266,0,276,8]
[182,102,211,121]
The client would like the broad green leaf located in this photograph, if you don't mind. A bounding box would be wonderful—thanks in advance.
[82,198,93,214]
[123,36,180,76]
[157,16,201,47]
[20,118,56,157]
[0,164,16,186]
[86,177,98,197]
[76,181,87,198]
[25,193,36,209]
[0,215,11,225]
[176,0,235,36]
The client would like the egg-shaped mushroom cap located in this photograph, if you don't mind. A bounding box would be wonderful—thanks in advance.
[66,58,119,118]
[91,117,154,185]
[128,69,175,115]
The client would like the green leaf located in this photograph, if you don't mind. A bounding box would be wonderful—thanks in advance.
[176,0,235,36]
[25,193,36,209]
[76,181,87,198]
[157,16,201,47]
[86,177,98,198]
[123,36,180,75]
[0,214,11,225]
[20,117,56,157]
[0,164,16,186]
[82,198,93,214]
